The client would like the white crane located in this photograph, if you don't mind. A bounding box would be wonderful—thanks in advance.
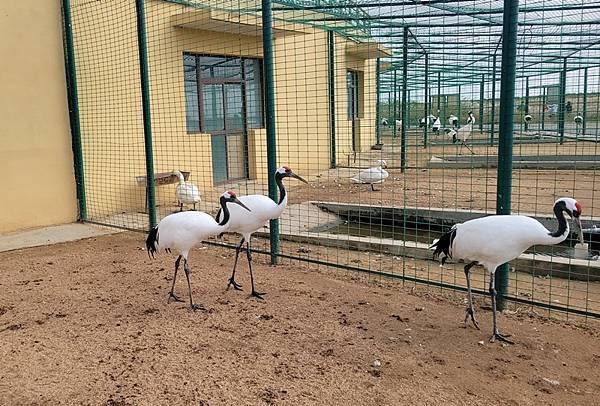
[216,166,308,299]
[351,159,389,191]
[419,115,437,128]
[524,114,533,124]
[431,116,442,134]
[431,197,583,343]
[466,111,476,125]
[447,121,475,154]
[574,115,584,136]
[381,118,389,127]
[173,170,201,211]
[146,191,251,310]
[448,114,459,129]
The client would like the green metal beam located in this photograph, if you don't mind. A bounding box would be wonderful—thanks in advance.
[327,30,337,167]
[401,27,408,172]
[61,0,87,221]
[135,0,157,229]
[495,0,520,311]
[262,0,280,264]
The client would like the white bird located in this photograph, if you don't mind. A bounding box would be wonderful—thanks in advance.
[381,118,389,127]
[431,197,583,343]
[524,114,533,123]
[432,116,442,133]
[146,191,251,310]
[448,115,459,128]
[574,115,584,125]
[395,119,402,128]
[173,170,201,211]
[449,122,475,154]
[216,166,308,298]
[466,111,476,125]
[351,159,389,191]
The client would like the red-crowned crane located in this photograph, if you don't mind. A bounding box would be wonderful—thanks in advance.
[431,197,583,343]
[466,111,476,125]
[216,166,308,299]
[448,114,459,129]
[146,191,251,310]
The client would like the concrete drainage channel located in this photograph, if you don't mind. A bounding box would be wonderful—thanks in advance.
[263,202,600,282]
[428,154,600,170]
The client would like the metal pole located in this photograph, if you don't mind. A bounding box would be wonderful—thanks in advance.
[437,71,441,116]
[479,74,485,132]
[400,26,408,172]
[583,67,588,135]
[558,58,567,144]
[262,0,279,264]
[61,0,87,221]
[135,0,156,229]
[424,53,429,148]
[375,57,381,145]
[457,85,462,123]
[407,90,411,129]
[524,76,530,131]
[490,54,497,145]
[541,87,546,131]
[327,30,337,167]
[495,0,519,310]
[393,70,398,138]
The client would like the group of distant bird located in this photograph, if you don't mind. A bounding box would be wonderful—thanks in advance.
[146,166,585,345]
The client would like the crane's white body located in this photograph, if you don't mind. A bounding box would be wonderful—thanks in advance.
[153,211,226,258]
[221,194,286,240]
[432,117,442,132]
[395,119,402,128]
[173,171,201,208]
[524,114,533,123]
[455,122,473,143]
[448,215,568,271]
[351,160,389,185]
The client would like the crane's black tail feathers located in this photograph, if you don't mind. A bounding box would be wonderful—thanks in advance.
[146,225,159,259]
[430,227,457,265]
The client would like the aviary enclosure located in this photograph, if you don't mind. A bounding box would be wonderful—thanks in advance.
[62,0,600,319]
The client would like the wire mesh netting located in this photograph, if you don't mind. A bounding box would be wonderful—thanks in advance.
[63,0,600,320]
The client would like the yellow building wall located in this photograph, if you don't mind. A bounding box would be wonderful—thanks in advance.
[0,1,77,233]
[69,0,378,219]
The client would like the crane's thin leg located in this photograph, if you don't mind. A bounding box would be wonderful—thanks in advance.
[179,202,183,212]
[463,142,475,155]
[247,240,265,300]
[227,238,245,291]
[463,261,480,329]
[489,272,513,344]
[183,259,204,311]
[167,255,184,303]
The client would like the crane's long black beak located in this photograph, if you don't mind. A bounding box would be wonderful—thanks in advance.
[232,197,251,212]
[291,173,308,184]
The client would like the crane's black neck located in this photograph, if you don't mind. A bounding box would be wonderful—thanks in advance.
[218,197,232,226]
[549,201,569,238]
[275,172,286,205]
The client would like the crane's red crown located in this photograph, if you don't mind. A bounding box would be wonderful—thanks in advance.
[575,202,582,214]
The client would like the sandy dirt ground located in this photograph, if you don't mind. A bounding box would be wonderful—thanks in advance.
[1,233,600,405]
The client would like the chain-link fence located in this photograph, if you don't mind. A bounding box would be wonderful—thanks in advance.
[62,0,600,320]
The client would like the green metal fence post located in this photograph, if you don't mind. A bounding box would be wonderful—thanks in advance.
[262,0,279,264]
[490,54,497,145]
[558,58,567,144]
[583,67,588,135]
[524,76,530,131]
[135,0,156,229]
[437,71,441,116]
[61,0,87,221]
[479,74,484,132]
[375,57,381,145]
[400,26,408,172]
[423,53,429,148]
[458,85,462,123]
[393,69,398,138]
[327,30,336,167]
[407,90,411,129]
[541,88,547,131]
[495,0,520,310]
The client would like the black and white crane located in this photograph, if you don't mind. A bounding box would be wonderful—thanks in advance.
[216,166,308,299]
[574,115,584,136]
[431,197,583,343]
[466,111,475,125]
[146,191,251,310]
[448,114,459,129]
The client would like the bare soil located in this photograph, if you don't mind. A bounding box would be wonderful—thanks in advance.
[1,232,600,405]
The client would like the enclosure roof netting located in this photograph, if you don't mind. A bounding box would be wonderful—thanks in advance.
[166,0,600,89]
